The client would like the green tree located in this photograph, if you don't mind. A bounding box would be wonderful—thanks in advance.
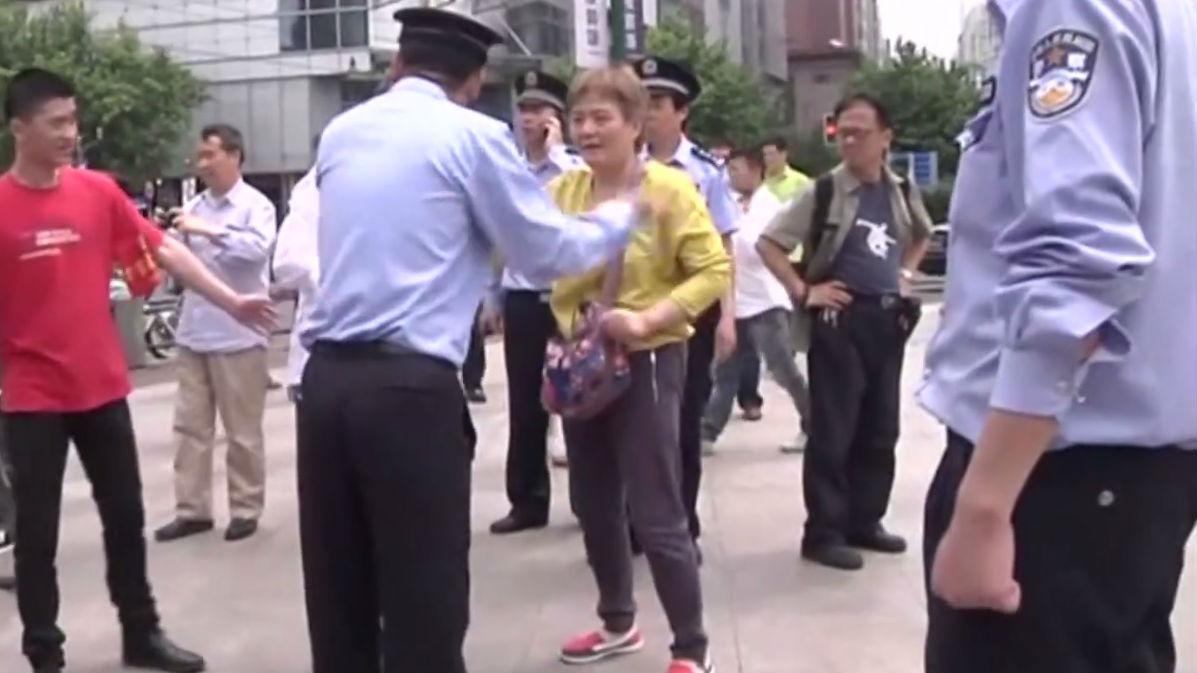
[849,40,981,176]
[0,1,204,183]
[645,18,781,148]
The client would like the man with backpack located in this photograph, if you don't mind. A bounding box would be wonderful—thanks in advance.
[757,94,933,571]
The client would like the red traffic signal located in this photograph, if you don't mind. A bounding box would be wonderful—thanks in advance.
[823,114,838,145]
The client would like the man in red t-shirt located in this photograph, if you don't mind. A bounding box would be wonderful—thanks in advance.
[0,68,275,673]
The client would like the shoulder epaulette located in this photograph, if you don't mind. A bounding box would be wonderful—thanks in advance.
[689,145,720,168]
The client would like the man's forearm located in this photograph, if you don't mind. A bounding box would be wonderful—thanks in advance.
[155,236,241,313]
[757,238,806,300]
[956,410,1056,521]
[902,238,930,274]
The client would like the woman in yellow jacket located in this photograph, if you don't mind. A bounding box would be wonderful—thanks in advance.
[550,66,730,673]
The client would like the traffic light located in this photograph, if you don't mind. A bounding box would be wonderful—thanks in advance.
[822,114,838,145]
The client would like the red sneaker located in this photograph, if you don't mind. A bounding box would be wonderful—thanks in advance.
[668,656,715,673]
[559,626,645,665]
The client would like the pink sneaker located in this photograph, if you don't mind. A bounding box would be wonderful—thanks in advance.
[668,656,715,673]
[559,626,645,665]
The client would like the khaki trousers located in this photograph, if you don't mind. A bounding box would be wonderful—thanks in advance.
[172,346,269,521]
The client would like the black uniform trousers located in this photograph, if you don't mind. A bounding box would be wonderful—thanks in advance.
[803,296,906,548]
[680,304,720,540]
[0,413,13,539]
[462,305,486,391]
[925,431,1197,673]
[298,344,475,673]
[501,290,557,522]
[3,399,160,670]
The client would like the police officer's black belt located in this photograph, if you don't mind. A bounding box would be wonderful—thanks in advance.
[312,340,452,369]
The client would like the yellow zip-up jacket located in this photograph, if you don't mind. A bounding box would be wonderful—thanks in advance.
[549,162,732,352]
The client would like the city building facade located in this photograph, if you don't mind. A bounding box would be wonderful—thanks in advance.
[785,0,880,133]
[23,0,787,205]
[956,2,1000,72]
[26,0,538,207]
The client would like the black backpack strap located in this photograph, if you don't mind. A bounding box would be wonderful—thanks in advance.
[797,174,836,274]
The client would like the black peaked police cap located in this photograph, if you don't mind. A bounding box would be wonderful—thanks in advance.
[393,7,504,68]
[514,70,569,111]
[631,55,701,104]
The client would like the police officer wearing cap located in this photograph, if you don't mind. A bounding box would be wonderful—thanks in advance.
[298,9,643,673]
[489,69,586,535]
[920,1,1197,671]
[634,56,739,549]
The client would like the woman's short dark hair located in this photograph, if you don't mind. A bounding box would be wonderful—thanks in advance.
[834,94,893,130]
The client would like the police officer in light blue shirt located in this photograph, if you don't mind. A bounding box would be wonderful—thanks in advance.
[296,9,641,673]
[920,1,1197,671]
[489,69,585,536]
[633,55,739,551]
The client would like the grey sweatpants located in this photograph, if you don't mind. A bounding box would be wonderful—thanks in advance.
[563,342,708,663]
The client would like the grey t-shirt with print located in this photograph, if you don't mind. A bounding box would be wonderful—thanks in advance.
[829,180,902,294]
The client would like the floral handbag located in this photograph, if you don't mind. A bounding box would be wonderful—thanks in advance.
[540,255,631,420]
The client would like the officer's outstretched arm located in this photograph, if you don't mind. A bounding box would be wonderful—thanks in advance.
[990,0,1158,419]
[465,124,635,285]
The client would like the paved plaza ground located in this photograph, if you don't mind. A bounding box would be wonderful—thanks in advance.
[4,305,1197,672]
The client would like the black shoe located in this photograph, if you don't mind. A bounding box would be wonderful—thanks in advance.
[694,541,704,567]
[489,513,548,535]
[0,575,15,592]
[34,665,63,673]
[224,518,259,542]
[847,525,908,554]
[123,630,206,672]
[466,387,487,404]
[154,519,214,543]
[801,543,864,571]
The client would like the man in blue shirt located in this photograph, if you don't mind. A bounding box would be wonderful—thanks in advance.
[489,69,585,536]
[156,124,277,545]
[920,1,1197,671]
[297,9,642,673]
[634,56,739,550]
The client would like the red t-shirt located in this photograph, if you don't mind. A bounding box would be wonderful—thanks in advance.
[0,167,166,413]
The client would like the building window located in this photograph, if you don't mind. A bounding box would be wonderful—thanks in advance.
[280,0,369,52]
[506,1,570,58]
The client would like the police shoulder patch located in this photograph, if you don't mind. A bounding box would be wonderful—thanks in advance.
[1028,28,1099,119]
[690,145,719,168]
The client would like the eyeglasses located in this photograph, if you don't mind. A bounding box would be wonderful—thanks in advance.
[837,127,880,142]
